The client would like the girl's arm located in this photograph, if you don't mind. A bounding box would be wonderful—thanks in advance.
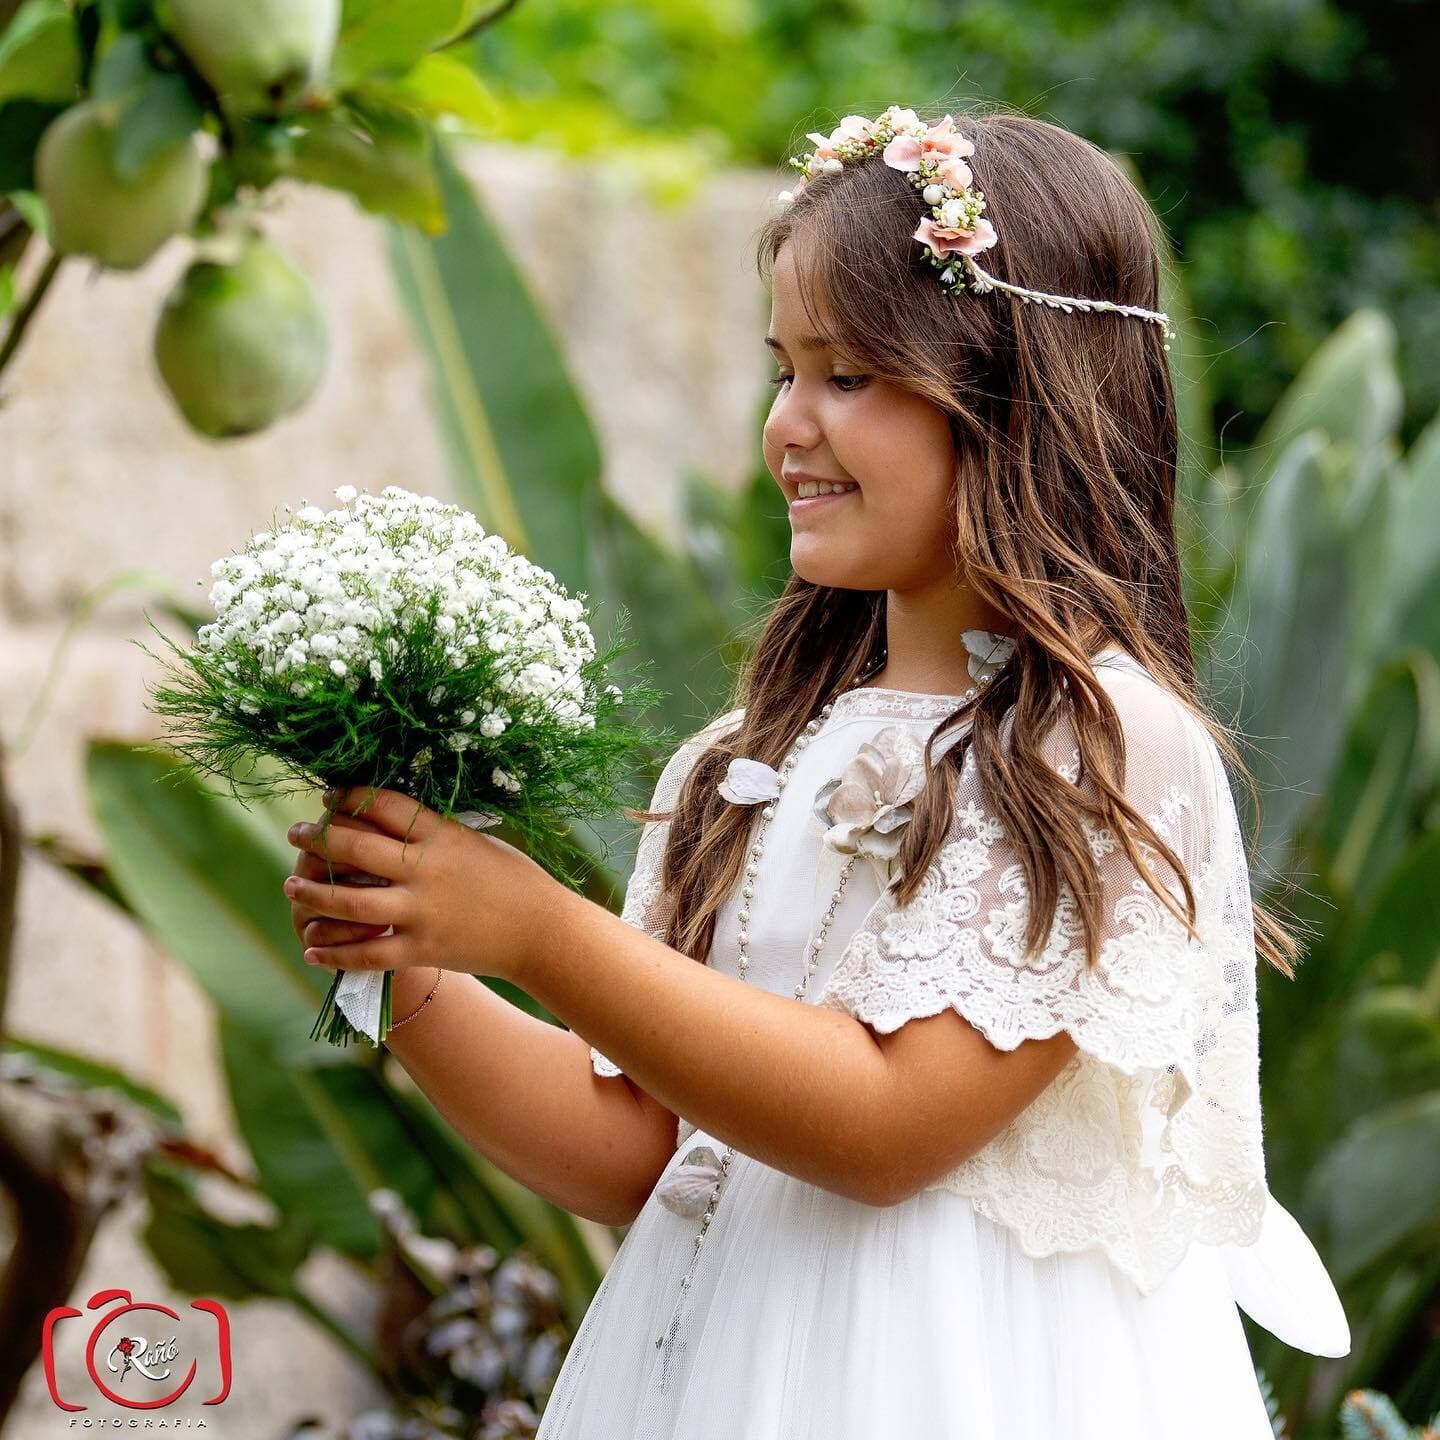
[514,893,1077,1207]
[289,799,1076,1210]
[383,964,683,1227]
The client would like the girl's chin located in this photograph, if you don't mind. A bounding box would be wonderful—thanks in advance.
[789,550,873,590]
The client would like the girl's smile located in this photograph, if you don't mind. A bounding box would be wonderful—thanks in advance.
[788,487,858,514]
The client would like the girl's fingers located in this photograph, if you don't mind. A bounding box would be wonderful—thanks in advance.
[288,816,412,882]
[295,850,374,882]
[304,916,392,947]
[293,815,385,879]
[326,786,442,844]
[303,934,406,971]
[296,851,359,880]
[284,873,404,925]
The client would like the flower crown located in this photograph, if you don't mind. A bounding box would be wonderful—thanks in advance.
[778,105,1174,347]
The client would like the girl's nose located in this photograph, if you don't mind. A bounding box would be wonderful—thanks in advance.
[764,392,822,452]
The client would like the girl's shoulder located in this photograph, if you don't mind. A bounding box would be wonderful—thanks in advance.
[1071,647,1224,779]
[645,706,747,810]
[693,705,746,745]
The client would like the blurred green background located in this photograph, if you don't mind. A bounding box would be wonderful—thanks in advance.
[1,2,1436,1438]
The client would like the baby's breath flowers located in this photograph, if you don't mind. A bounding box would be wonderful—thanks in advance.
[142,484,669,1048]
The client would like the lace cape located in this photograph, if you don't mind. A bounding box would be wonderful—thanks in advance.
[588,660,1272,1297]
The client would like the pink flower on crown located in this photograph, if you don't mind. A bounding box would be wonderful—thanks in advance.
[832,114,880,145]
[915,213,997,259]
[921,115,976,161]
[884,115,978,177]
[806,115,880,163]
[881,132,925,173]
[804,132,843,163]
[937,155,974,191]
[874,105,924,137]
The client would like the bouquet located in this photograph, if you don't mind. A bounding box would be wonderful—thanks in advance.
[142,484,669,1047]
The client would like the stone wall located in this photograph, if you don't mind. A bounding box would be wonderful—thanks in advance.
[0,138,780,1436]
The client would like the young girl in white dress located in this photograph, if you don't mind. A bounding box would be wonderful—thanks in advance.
[289,104,1352,1439]
[536,104,1351,1438]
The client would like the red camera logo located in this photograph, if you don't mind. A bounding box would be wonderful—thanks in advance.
[42,1288,232,1411]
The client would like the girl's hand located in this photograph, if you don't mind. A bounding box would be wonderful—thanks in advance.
[288,810,394,951]
[282,786,569,985]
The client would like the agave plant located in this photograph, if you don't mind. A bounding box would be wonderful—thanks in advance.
[1179,311,1440,1434]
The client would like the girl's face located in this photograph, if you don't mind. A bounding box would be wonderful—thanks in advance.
[761,243,960,593]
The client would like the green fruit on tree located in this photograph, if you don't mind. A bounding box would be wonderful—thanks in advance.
[160,0,340,115]
[153,233,329,439]
[35,100,208,270]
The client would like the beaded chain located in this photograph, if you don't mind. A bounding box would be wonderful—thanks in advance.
[652,642,1003,1390]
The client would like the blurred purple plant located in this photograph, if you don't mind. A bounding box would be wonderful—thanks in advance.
[282,1188,570,1440]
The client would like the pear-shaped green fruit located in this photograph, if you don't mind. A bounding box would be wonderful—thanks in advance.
[35,100,208,269]
[154,234,329,438]
[161,0,340,115]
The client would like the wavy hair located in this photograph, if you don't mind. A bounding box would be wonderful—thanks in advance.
[626,102,1300,983]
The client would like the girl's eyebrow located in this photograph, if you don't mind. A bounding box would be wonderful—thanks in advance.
[764,334,832,353]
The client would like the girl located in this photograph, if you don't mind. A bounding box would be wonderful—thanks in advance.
[283,104,1352,1438]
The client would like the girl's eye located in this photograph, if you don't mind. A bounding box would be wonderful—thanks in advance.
[765,374,868,392]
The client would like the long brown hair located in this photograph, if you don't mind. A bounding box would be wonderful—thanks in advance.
[628,102,1300,982]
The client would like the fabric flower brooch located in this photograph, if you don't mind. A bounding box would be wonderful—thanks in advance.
[656,1144,725,1218]
[810,725,925,861]
[716,726,926,863]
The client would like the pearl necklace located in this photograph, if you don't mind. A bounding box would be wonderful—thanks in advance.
[651,634,1009,1390]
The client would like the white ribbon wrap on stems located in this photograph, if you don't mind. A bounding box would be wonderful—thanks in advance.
[332,809,502,1044]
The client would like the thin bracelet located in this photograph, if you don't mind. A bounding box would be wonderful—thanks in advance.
[389,968,444,1032]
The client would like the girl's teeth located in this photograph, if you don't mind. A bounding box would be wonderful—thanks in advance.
[797,480,858,497]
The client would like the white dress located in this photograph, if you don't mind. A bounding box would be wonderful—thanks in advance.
[537,648,1352,1440]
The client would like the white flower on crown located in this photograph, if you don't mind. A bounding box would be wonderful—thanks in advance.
[876,104,925,136]
[937,197,971,230]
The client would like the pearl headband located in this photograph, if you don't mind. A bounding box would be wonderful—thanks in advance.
[777,105,1174,348]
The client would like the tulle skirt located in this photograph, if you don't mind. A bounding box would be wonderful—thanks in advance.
[535,1126,1279,1440]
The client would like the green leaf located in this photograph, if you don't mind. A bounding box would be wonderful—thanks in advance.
[384,140,598,583]
[1248,308,1402,523]
[334,0,473,89]
[1390,413,1440,656]
[142,1159,315,1300]
[584,483,738,741]
[84,740,336,1068]
[1,1035,183,1127]
[285,99,443,231]
[734,469,795,604]
[113,70,203,177]
[218,1016,444,1262]
[354,50,498,131]
[1333,986,1440,1130]
[383,135,744,843]
[81,32,204,178]
[1305,1090,1440,1282]
[0,0,81,106]
[681,435,791,621]
[89,30,151,103]
[1315,652,1440,908]
[1335,829,1440,993]
[1201,431,1355,876]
